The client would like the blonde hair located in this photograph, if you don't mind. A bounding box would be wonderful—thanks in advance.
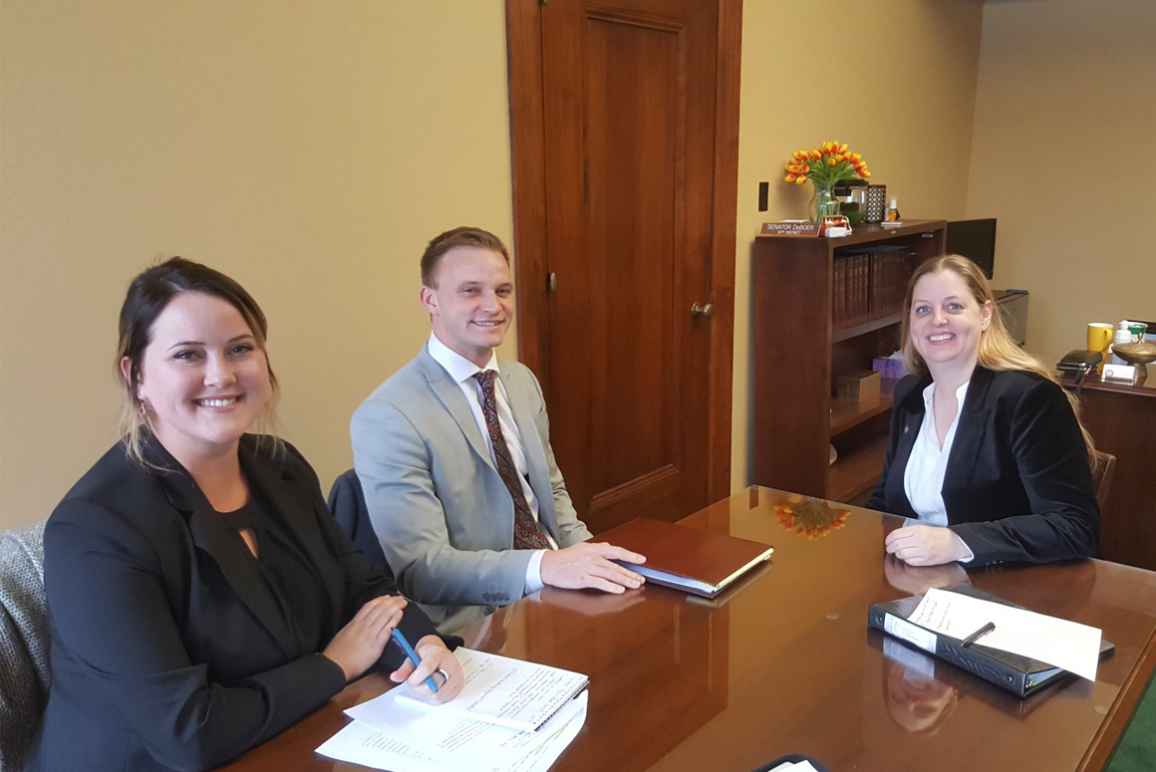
[899,254,1096,462]
[117,257,282,466]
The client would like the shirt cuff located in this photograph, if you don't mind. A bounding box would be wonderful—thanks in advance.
[524,549,546,595]
[954,533,976,564]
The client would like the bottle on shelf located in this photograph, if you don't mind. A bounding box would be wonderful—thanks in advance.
[885,198,901,222]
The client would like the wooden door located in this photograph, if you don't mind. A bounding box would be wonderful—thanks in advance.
[507,0,740,533]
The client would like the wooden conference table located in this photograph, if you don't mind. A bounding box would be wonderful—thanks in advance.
[224,487,1156,771]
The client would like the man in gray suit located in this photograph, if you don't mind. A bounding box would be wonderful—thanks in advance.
[352,226,645,631]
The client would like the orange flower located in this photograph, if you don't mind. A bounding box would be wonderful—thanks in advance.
[783,140,871,190]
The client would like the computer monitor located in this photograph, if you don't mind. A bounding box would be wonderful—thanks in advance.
[946,219,997,279]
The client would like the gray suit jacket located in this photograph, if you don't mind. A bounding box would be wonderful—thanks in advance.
[351,348,591,630]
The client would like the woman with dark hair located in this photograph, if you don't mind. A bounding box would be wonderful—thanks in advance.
[868,254,1099,567]
[31,258,463,771]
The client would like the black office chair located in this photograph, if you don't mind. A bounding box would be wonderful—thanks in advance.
[327,470,392,580]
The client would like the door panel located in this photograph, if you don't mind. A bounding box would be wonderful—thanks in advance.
[509,0,738,534]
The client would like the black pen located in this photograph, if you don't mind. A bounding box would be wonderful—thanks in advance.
[961,621,996,648]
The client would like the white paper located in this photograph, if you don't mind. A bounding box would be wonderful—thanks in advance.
[347,648,588,733]
[767,762,818,772]
[316,689,588,772]
[908,588,1102,681]
[884,613,937,655]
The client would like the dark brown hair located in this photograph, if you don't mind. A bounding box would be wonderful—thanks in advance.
[116,257,279,462]
[420,226,510,287]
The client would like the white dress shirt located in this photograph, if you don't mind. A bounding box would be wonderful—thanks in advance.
[903,380,975,562]
[427,334,556,594]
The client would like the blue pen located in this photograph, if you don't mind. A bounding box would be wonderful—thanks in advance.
[390,628,440,693]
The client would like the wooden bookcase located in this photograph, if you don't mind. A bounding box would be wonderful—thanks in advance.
[751,220,947,502]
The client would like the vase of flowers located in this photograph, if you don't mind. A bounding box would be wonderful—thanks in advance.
[784,140,871,223]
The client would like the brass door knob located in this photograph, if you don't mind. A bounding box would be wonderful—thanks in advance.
[690,302,714,318]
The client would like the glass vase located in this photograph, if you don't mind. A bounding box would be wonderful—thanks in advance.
[813,185,840,223]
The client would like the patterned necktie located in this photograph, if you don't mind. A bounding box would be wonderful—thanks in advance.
[473,370,552,549]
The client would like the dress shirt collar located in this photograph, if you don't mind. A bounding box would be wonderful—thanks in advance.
[427,333,500,384]
[921,379,970,413]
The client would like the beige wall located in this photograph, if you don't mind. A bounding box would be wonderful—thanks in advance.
[732,0,983,489]
[0,1,514,527]
[965,0,1156,368]
[0,1,996,528]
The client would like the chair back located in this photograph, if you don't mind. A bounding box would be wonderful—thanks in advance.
[327,470,392,580]
[1091,449,1117,516]
[0,522,50,769]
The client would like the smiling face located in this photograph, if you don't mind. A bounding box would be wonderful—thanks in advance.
[124,291,272,465]
[908,269,992,377]
[420,245,514,366]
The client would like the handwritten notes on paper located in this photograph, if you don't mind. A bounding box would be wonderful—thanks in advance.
[909,588,1102,681]
[317,648,590,771]
[350,648,589,732]
[317,690,587,772]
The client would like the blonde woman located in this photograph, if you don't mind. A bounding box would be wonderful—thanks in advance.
[867,255,1098,567]
[33,258,463,771]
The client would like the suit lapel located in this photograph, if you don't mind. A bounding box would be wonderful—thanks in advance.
[418,349,497,472]
[498,367,557,534]
[239,441,344,628]
[943,366,994,503]
[144,438,295,658]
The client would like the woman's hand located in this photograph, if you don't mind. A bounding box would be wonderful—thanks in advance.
[323,595,408,682]
[884,525,971,566]
[389,635,464,704]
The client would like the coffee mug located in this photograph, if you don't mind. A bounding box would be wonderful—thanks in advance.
[1087,322,1114,353]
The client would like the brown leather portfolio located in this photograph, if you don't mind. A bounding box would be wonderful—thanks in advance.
[600,518,775,597]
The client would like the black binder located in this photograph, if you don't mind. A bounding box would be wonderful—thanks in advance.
[867,585,1115,698]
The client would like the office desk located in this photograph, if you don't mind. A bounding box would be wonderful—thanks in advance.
[223,487,1156,771]
[1063,368,1156,570]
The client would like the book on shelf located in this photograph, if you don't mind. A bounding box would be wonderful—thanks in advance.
[601,517,775,598]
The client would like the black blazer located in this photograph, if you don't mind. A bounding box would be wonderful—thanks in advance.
[32,436,440,772]
[866,366,1099,566]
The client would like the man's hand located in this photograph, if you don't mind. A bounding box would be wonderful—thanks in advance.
[540,542,646,594]
[884,525,970,566]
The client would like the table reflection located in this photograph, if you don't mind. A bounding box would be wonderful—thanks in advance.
[882,638,960,735]
[882,555,971,597]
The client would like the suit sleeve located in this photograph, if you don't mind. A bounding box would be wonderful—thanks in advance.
[526,369,592,548]
[44,500,347,772]
[865,410,900,513]
[951,380,1099,565]
[352,398,533,607]
[866,376,917,513]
